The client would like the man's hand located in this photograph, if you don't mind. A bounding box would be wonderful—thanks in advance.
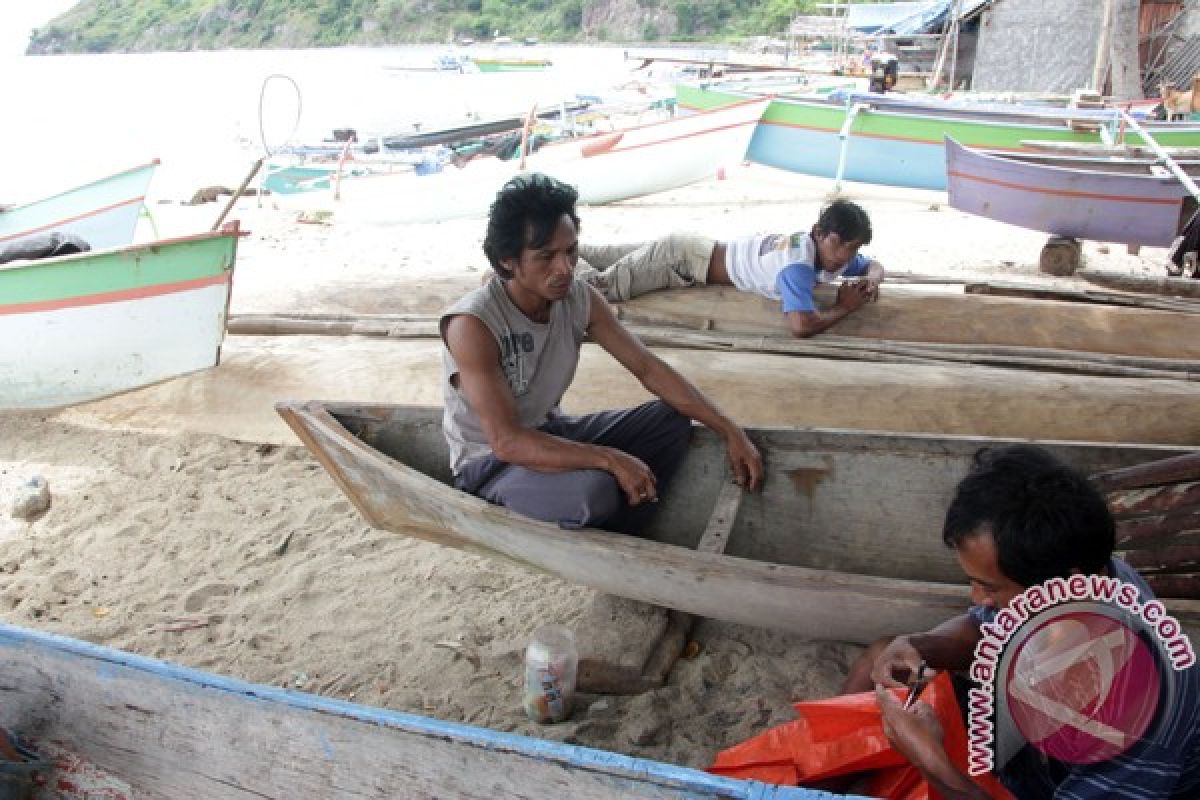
[877,687,946,768]
[604,448,659,505]
[863,276,882,302]
[871,635,925,689]
[835,279,872,312]
[724,428,764,491]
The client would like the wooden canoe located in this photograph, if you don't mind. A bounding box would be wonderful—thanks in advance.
[0,160,158,252]
[276,402,1200,646]
[0,224,241,409]
[0,623,828,799]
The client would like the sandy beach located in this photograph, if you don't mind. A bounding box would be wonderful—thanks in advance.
[0,164,1177,771]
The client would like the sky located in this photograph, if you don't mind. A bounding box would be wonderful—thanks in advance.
[1,1,79,56]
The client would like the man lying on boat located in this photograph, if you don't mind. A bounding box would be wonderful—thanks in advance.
[574,199,885,338]
[440,172,763,532]
[845,445,1200,799]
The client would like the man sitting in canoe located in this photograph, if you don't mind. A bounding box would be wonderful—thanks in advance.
[847,445,1200,798]
[574,199,884,338]
[440,172,763,533]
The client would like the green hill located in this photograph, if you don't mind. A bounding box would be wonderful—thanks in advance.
[26,0,832,53]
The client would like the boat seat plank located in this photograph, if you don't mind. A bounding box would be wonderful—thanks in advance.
[696,481,743,555]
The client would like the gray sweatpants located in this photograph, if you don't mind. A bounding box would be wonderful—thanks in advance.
[454,401,692,534]
[576,233,717,302]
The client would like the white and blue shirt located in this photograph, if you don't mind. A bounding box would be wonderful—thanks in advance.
[723,231,871,313]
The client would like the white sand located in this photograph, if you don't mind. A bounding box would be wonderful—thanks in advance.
[0,165,1174,770]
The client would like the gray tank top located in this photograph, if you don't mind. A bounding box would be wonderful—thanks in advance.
[441,277,592,474]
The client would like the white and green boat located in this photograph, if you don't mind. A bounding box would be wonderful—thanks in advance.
[0,224,241,409]
[0,160,158,252]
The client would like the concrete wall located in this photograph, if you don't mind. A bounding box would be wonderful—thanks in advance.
[972,0,1104,92]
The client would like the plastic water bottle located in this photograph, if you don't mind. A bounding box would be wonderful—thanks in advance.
[522,625,578,724]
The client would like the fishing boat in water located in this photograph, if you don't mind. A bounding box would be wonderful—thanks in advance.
[944,136,1198,247]
[277,402,1200,646]
[469,56,553,72]
[0,225,241,409]
[0,622,821,799]
[0,160,158,252]
[675,83,1200,190]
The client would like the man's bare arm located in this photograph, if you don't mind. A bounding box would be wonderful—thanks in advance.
[444,313,658,503]
[584,287,763,490]
[871,614,983,688]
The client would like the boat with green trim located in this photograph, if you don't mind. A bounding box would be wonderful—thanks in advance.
[0,160,158,252]
[676,83,1200,190]
[470,57,552,72]
[0,224,241,409]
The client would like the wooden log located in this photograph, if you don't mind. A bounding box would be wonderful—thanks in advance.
[1039,236,1082,276]
[1116,508,1200,546]
[1107,482,1200,518]
[1122,544,1200,573]
[1093,453,1200,491]
[1079,269,1200,300]
[1143,572,1200,599]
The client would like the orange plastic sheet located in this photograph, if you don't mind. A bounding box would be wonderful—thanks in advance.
[709,673,1013,799]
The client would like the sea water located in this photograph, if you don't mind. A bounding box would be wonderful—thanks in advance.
[1,44,732,206]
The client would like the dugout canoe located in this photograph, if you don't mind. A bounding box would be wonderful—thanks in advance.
[0,224,241,409]
[0,160,158,253]
[277,402,1200,646]
[616,283,1200,362]
[0,623,830,800]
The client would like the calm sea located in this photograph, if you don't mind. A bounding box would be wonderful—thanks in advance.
[2,45,729,204]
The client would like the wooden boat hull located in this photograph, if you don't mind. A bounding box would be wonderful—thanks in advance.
[286,98,768,223]
[945,136,1191,247]
[277,402,1200,645]
[676,83,1200,190]
[0,161,158,252]
[0,227,240,409]
[619,284,1200,360]
[0,623,824,799]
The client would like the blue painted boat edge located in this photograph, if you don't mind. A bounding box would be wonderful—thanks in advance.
[0,623,861,799]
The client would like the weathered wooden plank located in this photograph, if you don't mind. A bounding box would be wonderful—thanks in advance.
[0,625,842,800]
[963,280,1200,314]
[1093,452,1200,491]
[1080,269,1200,299]
[1116,509,1200,546]
[1144,573,1200,599]
[695,481,743,555]
[1108,482,1200,518]
[1123,544,1200,573]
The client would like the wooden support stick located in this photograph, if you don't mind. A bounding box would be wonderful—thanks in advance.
[212,158,264,232]
[1080,269,1200,300]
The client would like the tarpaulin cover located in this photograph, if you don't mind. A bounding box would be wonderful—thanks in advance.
[848,0,991,36]
[709,672,1013,799]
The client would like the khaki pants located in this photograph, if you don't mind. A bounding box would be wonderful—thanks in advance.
[576,232,717,302]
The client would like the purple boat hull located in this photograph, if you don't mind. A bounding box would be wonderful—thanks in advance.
[944,136,1190,247]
